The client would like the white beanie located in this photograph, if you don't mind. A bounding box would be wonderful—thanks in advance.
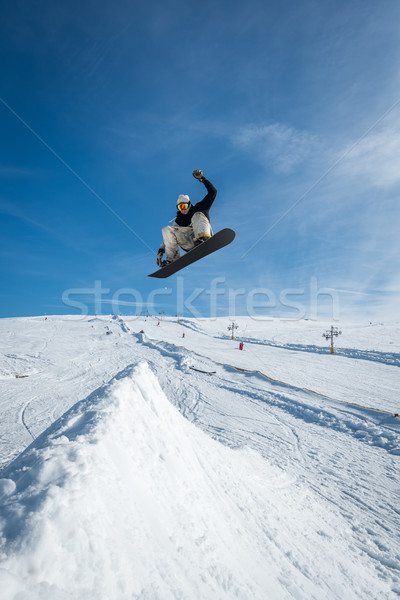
[177,194,190,204]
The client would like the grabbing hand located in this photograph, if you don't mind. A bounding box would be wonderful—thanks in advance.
[157,247,164,267]
[192,169,204,181]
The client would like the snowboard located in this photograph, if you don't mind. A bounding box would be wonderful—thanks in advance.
[148,228,235,278]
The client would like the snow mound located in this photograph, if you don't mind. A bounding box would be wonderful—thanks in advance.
[0,362,391,599]
[0,362,291,599]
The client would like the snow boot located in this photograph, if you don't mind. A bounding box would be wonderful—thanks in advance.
[193,233,211,247]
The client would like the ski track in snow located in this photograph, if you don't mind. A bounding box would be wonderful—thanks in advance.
[136,336,400,596]
[211,336,400,368]
[179,318,400,367]
[0,315,399,599]
[19,397,36,441]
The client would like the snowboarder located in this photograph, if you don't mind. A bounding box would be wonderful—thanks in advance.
[156,170,217,267]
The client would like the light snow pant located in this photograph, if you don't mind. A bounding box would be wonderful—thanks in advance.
[162,212,212,261]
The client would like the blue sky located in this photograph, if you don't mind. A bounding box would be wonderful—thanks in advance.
[1,0,400,321]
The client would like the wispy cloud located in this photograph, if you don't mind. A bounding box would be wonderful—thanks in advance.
[0,166,38,178]
[337,120,400,187]
[0,201,103,256]
[335,289,371,297]
[0,201,58,235]
[231,123,320,174]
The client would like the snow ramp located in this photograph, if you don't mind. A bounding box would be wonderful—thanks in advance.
[0,363,386,599]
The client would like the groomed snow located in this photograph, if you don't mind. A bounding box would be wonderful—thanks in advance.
[0,316,399,599]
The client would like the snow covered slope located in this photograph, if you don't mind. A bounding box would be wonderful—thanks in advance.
[0,316,399,599]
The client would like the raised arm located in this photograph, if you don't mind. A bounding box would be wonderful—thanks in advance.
[192,170,217,212]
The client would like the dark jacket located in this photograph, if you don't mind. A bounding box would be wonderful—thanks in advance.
[174,178,217,227]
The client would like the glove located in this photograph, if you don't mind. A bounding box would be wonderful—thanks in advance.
[157,247,164,267]
[192,169,205,181]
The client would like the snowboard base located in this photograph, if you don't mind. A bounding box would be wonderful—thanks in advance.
[148,228,235,278]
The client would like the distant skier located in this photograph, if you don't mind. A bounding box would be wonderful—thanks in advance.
[156,170,217,267]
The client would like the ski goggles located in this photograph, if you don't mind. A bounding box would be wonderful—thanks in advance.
[177,202,190,211]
